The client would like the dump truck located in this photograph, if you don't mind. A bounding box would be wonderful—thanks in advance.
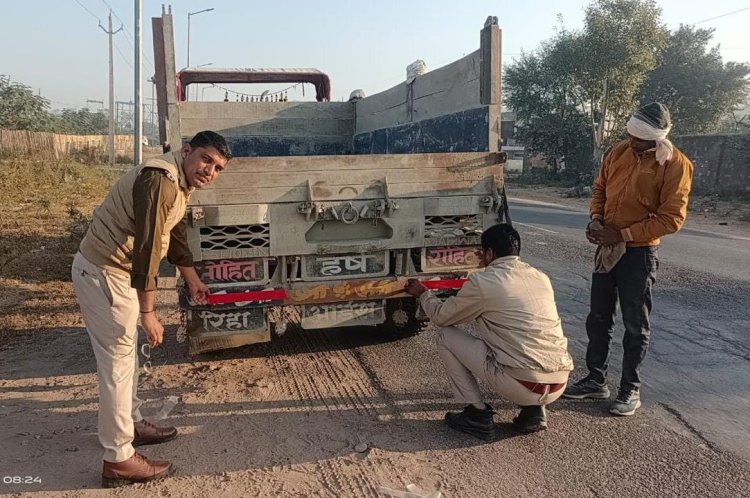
[152,9,510,354]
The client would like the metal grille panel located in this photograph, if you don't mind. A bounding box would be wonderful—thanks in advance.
[424,215,481,238]
[200,224,270,250]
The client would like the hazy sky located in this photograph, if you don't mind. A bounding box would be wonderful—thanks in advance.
[1,0,748,109]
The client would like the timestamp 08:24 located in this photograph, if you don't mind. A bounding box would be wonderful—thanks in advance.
[3,476,42,485]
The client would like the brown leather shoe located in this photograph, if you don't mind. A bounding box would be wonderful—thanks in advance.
[102,452,174,488]
[133,419,178,446]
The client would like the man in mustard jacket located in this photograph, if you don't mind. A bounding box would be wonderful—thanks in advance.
[563,103,693,416]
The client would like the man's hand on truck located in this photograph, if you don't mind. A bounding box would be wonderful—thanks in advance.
[178,265,211,305]
[404,278,429,298]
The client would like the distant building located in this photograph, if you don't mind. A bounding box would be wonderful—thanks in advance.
[501,111,517,146]
[500,111,556,173]
[501,111,523,173]
[500,145,522,174]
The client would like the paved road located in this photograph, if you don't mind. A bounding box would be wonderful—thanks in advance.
[509,197,750,460]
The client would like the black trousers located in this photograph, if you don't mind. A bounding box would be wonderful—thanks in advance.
[585,246,659,391]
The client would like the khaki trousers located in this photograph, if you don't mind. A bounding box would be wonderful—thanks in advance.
[436,326,564,407]
[72,252,143,463]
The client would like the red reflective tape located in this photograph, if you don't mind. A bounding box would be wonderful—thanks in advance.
[423,279,468,290]
[206,289,287,305]
[204,278,467,305]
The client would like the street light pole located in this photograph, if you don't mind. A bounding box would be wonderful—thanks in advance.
[187,8,214,68]
[134,0,143,166]
[196,63,213,101]
[187,7,214,101]
[149,77,156,144]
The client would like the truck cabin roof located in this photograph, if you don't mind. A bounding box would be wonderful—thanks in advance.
[177,68,332,102]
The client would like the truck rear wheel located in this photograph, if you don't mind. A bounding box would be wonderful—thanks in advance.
[378,298,428,339]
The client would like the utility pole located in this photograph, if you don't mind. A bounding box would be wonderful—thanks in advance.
[99,11,123,166]
[134,0,143,166]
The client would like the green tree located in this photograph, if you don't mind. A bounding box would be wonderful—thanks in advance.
[0,76,54,131]
[55,108,109,135]
[505,31,592,178]
[574,0,667,164]
[639,25,750,135]
[504,0,667,179]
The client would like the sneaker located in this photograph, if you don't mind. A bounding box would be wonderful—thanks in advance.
[513,406,548,434]
[445,404,495,440]
[610,387,641,416]
[562,376,610,399]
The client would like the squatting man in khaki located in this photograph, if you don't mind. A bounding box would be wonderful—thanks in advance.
[71,131,231,487]
[405,224,573,439]
[563,103,693,416]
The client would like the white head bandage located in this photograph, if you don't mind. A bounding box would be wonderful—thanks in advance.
[626,116,674,165]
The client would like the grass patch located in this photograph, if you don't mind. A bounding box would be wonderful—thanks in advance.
[66,204,92,245]
[0,154,118,207]
[0,155,120,339]
[0,154,119,282]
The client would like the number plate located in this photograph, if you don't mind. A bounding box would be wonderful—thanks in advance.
[186,308,266,338]
[195,257,268,288]
[422,246,483,272]
[302,252,389,280]
[300,300,386,329]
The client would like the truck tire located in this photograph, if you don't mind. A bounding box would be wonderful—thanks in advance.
[378,298,429,339]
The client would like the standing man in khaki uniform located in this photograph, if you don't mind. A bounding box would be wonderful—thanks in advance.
[405,224,573,438]
[563,103,693,416]
[71,131,231,487]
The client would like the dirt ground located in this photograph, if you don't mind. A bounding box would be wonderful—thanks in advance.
[2,161,749,496]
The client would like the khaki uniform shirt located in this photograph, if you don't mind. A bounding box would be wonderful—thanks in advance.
[420,256,573,383]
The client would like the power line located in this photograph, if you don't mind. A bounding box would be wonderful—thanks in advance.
[101,0,133,41]
[694,6,750,25]
[72,0,102,22]
[100,0,129,30]
[70,0,144,71]
[99,0,155,71]
[114,42,134,70]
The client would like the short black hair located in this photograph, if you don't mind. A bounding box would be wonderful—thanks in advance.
[481,223,521,258]
[189,130,232,159]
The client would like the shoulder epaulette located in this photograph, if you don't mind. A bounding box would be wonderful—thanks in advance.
[160,169,176,183]
[140,165,178,185]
